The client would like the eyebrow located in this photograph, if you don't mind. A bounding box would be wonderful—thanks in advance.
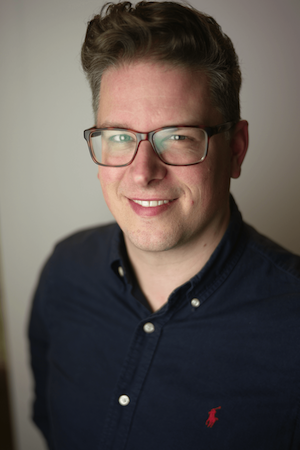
[97,121,132,129]
[97,121,203,130]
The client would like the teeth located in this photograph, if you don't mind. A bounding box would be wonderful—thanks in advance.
[133,199,171,207]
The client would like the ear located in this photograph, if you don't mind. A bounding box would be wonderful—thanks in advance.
[230,120,249,179]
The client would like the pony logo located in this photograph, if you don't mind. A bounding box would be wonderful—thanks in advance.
[206,406,221,428]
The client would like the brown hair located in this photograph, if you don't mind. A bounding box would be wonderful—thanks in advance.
[81,1,241,123]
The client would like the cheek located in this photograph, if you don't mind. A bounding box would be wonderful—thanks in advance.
[97,167,125,206]
[173,166,207,211]
[185,161,229,209]
[98,167,118,188]
[179,164,211,196]
[98,168,113,204]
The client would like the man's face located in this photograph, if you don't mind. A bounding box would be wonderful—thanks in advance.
[97,61,245,255]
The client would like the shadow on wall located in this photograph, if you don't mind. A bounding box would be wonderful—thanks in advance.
[0,255,15,450]
[0,366,15,450]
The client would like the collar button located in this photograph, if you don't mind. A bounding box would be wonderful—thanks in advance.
[191,298,200,308]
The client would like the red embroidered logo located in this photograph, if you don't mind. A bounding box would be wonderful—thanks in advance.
[206,406,221,428]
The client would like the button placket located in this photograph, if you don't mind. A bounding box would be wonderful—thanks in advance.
[103,321,163,449]
[116,322,156,412]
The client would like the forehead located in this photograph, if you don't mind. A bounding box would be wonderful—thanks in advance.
[97,61,221,129]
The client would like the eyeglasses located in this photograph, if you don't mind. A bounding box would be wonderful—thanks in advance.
[83,122,235,167]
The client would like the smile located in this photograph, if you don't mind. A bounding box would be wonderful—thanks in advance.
[132,199,172,207]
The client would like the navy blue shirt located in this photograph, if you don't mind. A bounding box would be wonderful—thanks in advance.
[28,197,300,450]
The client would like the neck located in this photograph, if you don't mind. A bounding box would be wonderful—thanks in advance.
[124,210,230,312]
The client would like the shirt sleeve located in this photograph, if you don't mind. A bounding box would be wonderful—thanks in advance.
[28,258,55,450]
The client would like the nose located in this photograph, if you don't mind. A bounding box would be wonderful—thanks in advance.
[128,140,167,186]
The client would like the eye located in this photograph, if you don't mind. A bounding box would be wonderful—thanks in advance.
[109,133,133,143]
[168,134,188,141]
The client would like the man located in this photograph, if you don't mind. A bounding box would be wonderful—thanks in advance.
[28,2,300,449]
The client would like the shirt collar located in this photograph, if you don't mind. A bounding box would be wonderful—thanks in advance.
[190,194,244,288]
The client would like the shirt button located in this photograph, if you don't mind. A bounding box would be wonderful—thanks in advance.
[118,266,124,277]
[191,298,200,308]
[118,395,130,406]
[143,322,155,333]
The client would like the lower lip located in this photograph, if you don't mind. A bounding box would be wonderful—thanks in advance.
[129,199,176,217]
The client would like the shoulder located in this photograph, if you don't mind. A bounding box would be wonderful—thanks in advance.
[39,222,120,283]
[33,222,121,307]
[55,222,118,249]
[52,222,119,259]
[30,222,121,335]
[242,223,300,287]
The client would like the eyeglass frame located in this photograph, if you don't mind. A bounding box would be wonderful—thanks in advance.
[83,121,235,167]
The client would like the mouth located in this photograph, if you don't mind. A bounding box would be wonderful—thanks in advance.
[132,199,173,208]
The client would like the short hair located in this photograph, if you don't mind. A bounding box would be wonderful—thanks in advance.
[81,1,241,123]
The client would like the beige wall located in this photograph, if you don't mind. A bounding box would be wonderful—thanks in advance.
[0,0,299,449]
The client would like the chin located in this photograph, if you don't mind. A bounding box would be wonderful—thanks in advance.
[124,229,180,253]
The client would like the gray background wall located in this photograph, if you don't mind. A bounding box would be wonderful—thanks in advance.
[0,0,299,448]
